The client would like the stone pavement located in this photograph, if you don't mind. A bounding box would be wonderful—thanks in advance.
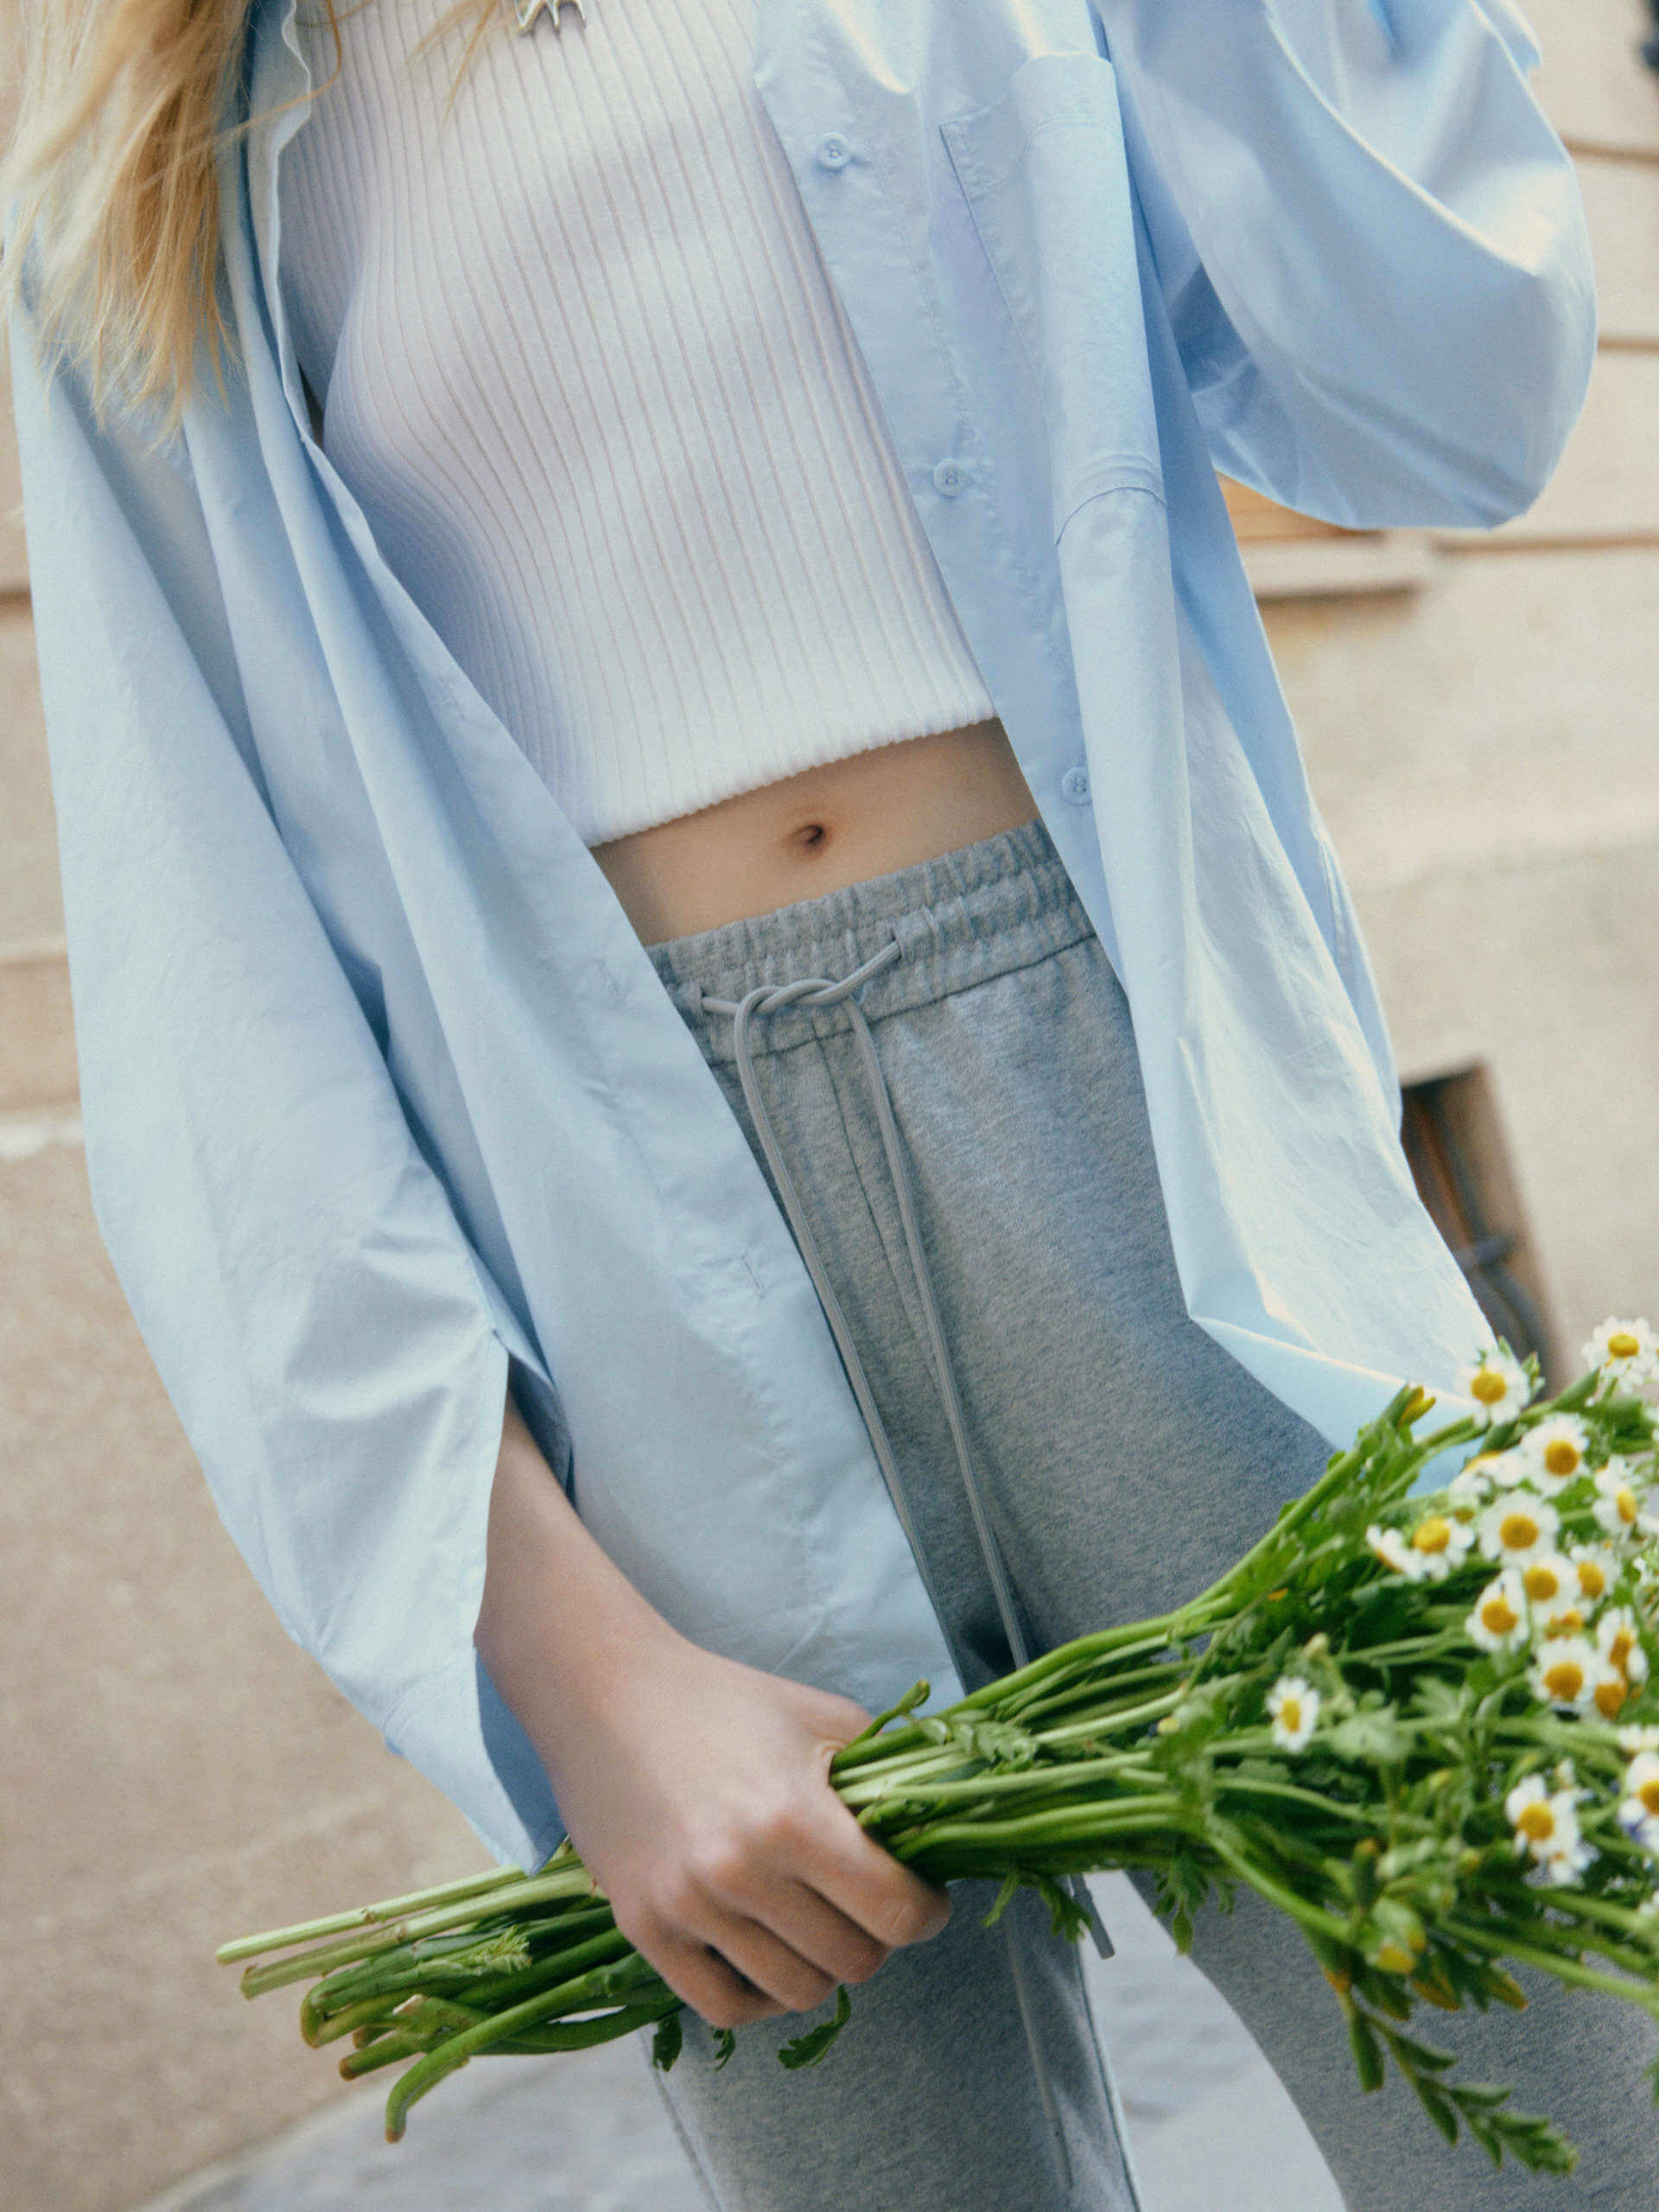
[130,1876,1344,2212]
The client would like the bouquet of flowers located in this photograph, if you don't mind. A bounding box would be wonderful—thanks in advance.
[219,1322,1659,2172]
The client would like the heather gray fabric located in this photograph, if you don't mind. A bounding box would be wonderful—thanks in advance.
[639,819,1659,2211]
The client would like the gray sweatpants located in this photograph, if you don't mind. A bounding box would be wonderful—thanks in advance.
[641,819,1659,2211]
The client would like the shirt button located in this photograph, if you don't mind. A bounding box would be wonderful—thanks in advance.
[931,456,969,497]
[1060,765,1091,804]
[816,132,854,170]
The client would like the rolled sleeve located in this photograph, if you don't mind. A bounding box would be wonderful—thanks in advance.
[1093,0,1598,526]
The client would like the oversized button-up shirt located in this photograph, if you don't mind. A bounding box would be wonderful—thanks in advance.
[11,0,1594,1866]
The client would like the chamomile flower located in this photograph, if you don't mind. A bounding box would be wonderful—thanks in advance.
[1598,1607,1650,1689]
[1593,1458,1659,1542]
[1568,1543,1618,1605]
[1506,1774,1594,1883]
[1407,1513,1474,1580]
[1618,1726,1659,1758]
[1618,1752,1659,1855]
[1521,1414,1592,1493]
[1517,1553,1576,1611]
[1367,1524,1429,1581]
[1477,1494,1560,1572]
[1529,1634,1609,1714]
[1466,1571,1529,1655]
[1459,1348,1533,1429]
[1582,1318,1658,1391]
[1450,1452,1509,1505]
[1266,1675,1320,1753]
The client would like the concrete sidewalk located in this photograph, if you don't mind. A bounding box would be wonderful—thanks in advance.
[129,1876,1344,2212]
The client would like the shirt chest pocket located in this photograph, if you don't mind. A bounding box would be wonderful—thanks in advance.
[941,52,1164,543]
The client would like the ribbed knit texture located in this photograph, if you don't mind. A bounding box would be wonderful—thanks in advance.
[277,0,996,846]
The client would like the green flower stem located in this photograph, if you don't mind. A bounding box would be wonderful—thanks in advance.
[889,1794,1188,1864]
[1450,1920,1659,2013]
[1213,1777,1385,1831]
[1206,1835,1358,1947]
[383,1970,671,2139]
[237,1869,601,1999]
[838,1751,1164,1812]
[214,1864,531,1965]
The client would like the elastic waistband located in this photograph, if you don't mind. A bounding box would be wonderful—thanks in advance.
[645,817,1094,1060]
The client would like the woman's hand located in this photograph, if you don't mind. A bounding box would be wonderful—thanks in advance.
[475,1394,951,2029]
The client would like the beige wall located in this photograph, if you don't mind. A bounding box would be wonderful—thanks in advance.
[3,9,1659,2209]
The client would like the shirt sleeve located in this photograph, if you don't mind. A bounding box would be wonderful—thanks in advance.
[1090,0,1598,527]
[9,299,565,1871]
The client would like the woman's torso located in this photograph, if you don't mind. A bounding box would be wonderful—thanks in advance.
[278,0,1037,939]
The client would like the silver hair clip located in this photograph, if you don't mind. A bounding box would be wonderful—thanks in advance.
[512,0,585,32]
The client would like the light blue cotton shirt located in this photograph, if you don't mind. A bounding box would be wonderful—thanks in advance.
[11,0,1594,1868]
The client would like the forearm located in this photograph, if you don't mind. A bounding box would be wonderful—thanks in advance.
[474,1391,681,1770]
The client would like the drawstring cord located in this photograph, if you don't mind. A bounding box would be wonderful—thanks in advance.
[696,934,1031,1675]
[692,931,1076,2195]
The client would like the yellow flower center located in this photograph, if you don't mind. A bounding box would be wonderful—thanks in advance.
[1500,1511,1541,1551]
[1516,1802,1557,1842]
[1608,1628,1638,1673]
[1596,1679,1629,1719]
[1543,1660,1586,1702]
[1544,1440,1581,1478]
[1480,1593,1521,1636]
[1413,1517,1452,1555]
[1616,1488,1640,1526]
[1610,1332,1642,1359]
[1547,1607,1586,1637]
[1577,1559,1608,1599]
[1471,1370,1509,1405]
[1639,1780,1659,1816]
[1278,1699,1303,1733]
[1523,1562,1564,1601]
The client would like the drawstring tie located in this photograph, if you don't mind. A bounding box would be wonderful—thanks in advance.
[693,931,1079,2194]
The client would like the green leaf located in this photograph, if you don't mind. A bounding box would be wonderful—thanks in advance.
[650,2009,683,2073]
[711,2028,737,2071]
[778,1986,852,2071]
[1412,2075,1461,2147]
[1325,1707,1410,1764]
[980,1871,1021,1930]
[1348,2010,1386,2094]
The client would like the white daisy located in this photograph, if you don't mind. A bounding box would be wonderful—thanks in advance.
[1593,1459,1659,1542]
[1517,1553,1576,1611]
[1582,1317,1659,1392]
[1477,1494,1560,1572]
[1266,1675,1321,1753]
[1520,1414,1592,1494]
[1366,1524,1432,1582]
[1459,1348,1533,1429]
[1598,1607,1651,1689]
[1618,1726,1659,1758]
[1466,1571,1529,1655]
[1403,1513,1475,1580]
[1506,1774,1594,1882]
[1568,1543,1618,1605]
[1618,1752,1659,1856]
[1529,1634,1610,1715]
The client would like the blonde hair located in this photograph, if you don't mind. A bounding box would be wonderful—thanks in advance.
[2,0,494,429]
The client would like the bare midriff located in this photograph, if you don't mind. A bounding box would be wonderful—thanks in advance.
[590,717,1039,945]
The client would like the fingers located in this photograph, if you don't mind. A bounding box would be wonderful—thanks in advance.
[791,1791,953,1952]
[642,1926,791,2030]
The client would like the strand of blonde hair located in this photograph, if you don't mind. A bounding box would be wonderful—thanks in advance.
[1,0,497,432]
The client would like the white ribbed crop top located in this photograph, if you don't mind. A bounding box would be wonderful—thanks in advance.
[278,0,997,846]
